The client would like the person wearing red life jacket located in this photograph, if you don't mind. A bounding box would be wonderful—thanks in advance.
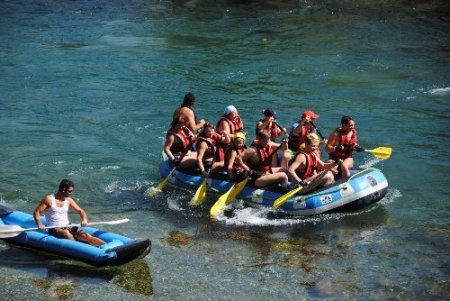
[326,115,364,178]
[171,92,205,133]
[255,108,286,142]
[281,110,320,169]
[288,133,336,194]
[163,118,197,169]
[216,105,244,144]
[196,123,227,177]
[225,131,247,182]
[237,130,288,188]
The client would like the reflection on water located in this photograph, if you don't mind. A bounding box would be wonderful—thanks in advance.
[0,247,153,299]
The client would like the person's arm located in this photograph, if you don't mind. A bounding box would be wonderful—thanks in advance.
[163,134,176,161]
[237,148,256,174]
[183,108,205,132]
[316,155,335,170]
[68,198,88,226]
[288,154,305,183]
[326,131,339,154]
[33,196,50,229]
[257,119,271,131]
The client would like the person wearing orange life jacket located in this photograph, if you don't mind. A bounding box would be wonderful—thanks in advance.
[163,118,197,169]
[288,133,337,194]
[171,92,205,133]
[281,110,320,169]
[237,130,288,188]
[196,123,227,178]
[224,131,247,182]
[255,108,286,142]
[325,115,364,178]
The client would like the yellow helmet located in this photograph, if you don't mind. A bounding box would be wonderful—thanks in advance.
[307,132,320,142]
[234,131,247,141]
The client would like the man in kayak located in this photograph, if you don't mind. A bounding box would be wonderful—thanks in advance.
[33,179,105,247]
[171,92,206,133]
[325,115,364,178]
[237,130,289,188]
[288,133,337,194]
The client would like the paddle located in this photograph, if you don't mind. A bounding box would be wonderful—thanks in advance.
[189,177,208,206]
[274,121,286,133]
[156,138,196,191]
[210,142,284,217]
[0,219,130,239]
[363,146,392,160]
[210,176,250,217]
[310,121,325,140]
[272,161,340,209]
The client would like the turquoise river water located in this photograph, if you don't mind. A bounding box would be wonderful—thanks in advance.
[0,1,449,300]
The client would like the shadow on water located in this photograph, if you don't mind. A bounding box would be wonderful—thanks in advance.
[0,247,153,300]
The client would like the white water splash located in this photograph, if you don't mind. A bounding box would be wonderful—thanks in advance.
[359,157,383,169]
[105,180,150,193]
[100,165,120,170]
[379,188,402,205]
[426,87,450,95]
[167,196,184,211]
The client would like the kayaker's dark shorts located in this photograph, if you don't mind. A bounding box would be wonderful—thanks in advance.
[48,226,81,239]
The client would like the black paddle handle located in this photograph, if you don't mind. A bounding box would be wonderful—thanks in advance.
[310,121,325,140]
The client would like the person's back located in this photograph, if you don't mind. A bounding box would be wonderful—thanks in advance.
[171,92,205,133]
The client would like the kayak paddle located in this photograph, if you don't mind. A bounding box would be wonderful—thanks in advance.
[210,176,249,218]
[189,178,208,206]
[364,146,392,160]
[0,219,130,239]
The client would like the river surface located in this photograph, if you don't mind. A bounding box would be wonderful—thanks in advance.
[0,1,449,300]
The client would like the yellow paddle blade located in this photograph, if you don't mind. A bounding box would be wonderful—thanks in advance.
[227,177,249,202]
[189,179,208,206]
[155,175,170,191]
[210,187,234,217]
[272,186,303,209]
[210,177,249,217]
[366,146,392,160]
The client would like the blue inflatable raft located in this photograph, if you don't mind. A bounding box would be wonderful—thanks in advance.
[159,152,388,216]
[0,205,151,267]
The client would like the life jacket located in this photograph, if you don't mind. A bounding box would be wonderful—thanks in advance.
[333,127,357,159]
[167,127,194,156]
[216,115,244,135]
[247,139,272,173]
[224,144,247,171]
[293,151,318,179]
[255,119,279,141]
[197,133,224,162]
[288,123,314,151]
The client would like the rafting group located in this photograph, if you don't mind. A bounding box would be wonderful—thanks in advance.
[165,93,361,189]
[159,93,392,216]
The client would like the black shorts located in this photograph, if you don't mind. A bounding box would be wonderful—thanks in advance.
[48,226,80,238]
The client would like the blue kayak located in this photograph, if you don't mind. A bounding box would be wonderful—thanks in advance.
[0,205,151,267]
[159,152,388,216]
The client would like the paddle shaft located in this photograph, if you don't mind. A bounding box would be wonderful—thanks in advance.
[0,219,130,238]
[273,160,340,209]
[273,121,286,133]
[310,121,325,140]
